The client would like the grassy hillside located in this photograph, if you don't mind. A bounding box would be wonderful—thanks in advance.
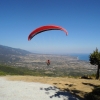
[0,64,97,78]
[0,64,59,76]
[0,64,37,75]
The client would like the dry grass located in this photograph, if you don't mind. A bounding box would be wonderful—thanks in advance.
[3,75,100,99]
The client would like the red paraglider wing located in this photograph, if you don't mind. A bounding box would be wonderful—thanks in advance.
[28,25,68,41]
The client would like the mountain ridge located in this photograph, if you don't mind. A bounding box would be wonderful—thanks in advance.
[0,44,32,56]
[0,44,32,63]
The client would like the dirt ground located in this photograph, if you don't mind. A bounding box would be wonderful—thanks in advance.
[3,75,100,99]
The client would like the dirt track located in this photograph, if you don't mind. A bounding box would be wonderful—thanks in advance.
[4,75,100,99]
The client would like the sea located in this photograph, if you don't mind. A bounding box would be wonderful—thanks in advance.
[69,53,90,62]
[40,52,90,62]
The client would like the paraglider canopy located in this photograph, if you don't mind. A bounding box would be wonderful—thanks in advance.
[28,25,68,41]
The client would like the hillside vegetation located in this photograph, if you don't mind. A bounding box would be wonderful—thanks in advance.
[0,64,96,77]
[0,64,47,76]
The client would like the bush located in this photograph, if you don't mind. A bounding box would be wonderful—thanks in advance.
[0,71,6,76]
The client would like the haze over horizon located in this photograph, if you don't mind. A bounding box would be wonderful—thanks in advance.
[0,0,100,54]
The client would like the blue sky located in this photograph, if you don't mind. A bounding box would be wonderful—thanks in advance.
[0,0,100,54]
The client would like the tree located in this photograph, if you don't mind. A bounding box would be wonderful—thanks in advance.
[89,48,100,79]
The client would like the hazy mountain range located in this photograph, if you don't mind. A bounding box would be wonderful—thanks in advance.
[0,44,32,63]
[0,44,32,56]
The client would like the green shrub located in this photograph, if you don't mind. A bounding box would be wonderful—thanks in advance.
[0,71,6,76]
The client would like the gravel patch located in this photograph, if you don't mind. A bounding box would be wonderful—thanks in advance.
[0,77,80,100]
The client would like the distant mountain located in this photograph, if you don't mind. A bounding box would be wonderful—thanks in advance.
[0,44,32,63]
[0,45,32,56]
